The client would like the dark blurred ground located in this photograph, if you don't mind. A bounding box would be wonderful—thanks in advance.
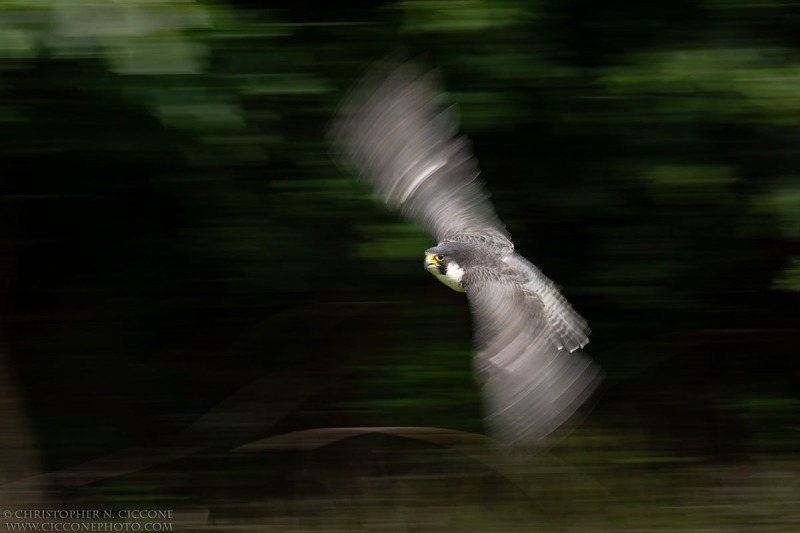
[0,0,798,531]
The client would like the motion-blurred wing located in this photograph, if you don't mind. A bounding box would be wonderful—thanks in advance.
[465,269,602,444]
[330,60,511,246]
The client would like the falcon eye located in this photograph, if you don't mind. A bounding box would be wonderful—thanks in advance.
[435,254,444,261]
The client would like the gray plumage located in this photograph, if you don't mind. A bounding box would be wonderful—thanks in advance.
[330,60,602,445]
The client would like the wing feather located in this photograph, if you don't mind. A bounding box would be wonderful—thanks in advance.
[464,268,602,445]
[504,253,591,352]
[329,59,511,246]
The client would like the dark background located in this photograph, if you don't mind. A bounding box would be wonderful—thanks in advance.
[0,1,797,530]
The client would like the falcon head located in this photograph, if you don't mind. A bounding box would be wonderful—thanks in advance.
[424,246,466,293]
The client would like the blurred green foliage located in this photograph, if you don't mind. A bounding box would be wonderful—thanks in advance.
[0,0,797,514]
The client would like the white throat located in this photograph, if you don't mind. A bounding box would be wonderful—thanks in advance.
[432,261,465,293]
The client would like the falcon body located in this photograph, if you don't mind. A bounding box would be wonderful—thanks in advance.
[331,60,602,445]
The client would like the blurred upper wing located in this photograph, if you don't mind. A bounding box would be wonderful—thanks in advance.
[329,59,511,246]
[465,268,602,445]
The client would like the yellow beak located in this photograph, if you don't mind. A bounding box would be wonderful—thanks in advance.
[424,253,440,271]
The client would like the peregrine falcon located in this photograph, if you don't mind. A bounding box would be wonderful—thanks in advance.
[330,60,602,445]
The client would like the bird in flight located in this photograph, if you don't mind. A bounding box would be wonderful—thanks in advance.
[330,60,602,445]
